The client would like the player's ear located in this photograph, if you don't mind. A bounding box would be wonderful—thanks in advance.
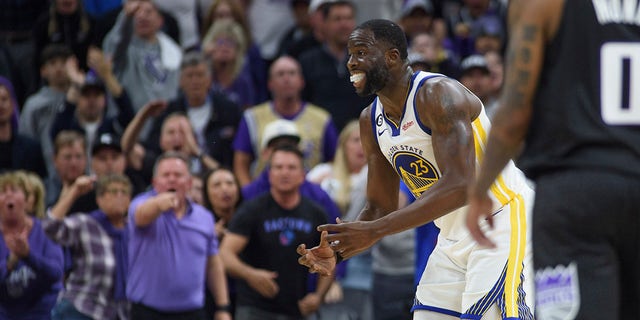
[386,48,401,66]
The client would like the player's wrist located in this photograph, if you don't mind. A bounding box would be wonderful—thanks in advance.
[215,304,232,313]
[335,251,344,263]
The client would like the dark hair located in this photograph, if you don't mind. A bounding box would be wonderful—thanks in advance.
[357,19,408,60]
[201,167,243,214]
[40,44,73,67]
[269,144,305,165]
[180,51,212,71]
[322,1,355,19]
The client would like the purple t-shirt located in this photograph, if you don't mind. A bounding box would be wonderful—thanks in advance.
[126,190,218,311]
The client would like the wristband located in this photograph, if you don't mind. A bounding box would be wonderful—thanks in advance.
[215,304,232,313]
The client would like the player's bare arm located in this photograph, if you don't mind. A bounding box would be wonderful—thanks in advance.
[320,78,481,258]
[466,0,563,245]
[358,104,400,221]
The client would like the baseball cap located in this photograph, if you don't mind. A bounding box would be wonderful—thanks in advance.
[400,0,433,18]
[92,133,122,155]
[80,71,106,95]
[308,0,336,13]
[261,119,301,149]
[460,54,490,76]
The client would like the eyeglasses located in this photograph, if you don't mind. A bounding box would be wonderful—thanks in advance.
[105,188,130,196]
[215,37,237,48]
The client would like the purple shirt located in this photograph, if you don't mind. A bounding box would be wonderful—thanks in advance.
[126,190,218,311]
[0,219,64,319]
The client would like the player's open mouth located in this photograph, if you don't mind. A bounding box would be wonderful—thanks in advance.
[350,72,365,88]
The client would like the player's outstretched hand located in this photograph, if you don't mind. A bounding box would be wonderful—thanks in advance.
[466,188,496,248]
[297,231,336,276]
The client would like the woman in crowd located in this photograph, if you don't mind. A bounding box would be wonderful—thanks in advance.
[307,120,372,319]
[201,0,267,103]
[203,19,256,111]
[16,170,47,220]
[202,167,242,317]
[0,171,64,319]
[45,174,132,320]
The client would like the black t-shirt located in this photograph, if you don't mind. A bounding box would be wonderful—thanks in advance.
[227,192,327,317]
[0,141,11,170]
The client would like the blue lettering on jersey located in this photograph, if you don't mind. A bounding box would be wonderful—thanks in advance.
[263,218,313,234]
[392,152,439,198]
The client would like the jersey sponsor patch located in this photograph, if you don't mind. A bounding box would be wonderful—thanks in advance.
[535,262,580,320]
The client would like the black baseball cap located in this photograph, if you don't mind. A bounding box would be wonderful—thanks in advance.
[92,133,122,155]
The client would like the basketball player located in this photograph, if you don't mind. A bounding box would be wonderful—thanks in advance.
[466,1,640,319]
[297,19,535,319]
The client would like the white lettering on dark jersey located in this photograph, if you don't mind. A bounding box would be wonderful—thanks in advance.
[592,0,640,26]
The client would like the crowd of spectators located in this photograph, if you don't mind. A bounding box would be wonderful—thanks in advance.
[0,0,507,319]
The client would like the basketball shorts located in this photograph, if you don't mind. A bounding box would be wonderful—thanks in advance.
[532,170,640,320]
[412,187,535,319]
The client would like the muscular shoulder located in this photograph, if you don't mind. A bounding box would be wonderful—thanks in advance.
[415,76,481,129]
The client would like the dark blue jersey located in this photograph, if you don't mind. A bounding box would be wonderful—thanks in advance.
[518,0,640,179]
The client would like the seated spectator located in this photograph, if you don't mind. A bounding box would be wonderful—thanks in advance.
[45,174,132,320]
[0,77,47,178]
[473,15,504,55]
[0,171,64,319]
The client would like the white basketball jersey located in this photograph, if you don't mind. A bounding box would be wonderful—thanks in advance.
[372,71,530,240]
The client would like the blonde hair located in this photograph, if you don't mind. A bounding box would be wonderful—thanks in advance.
[202,19,247,80]
[15,171,46,219]
[0,172,30,209]
[332,120,361,214]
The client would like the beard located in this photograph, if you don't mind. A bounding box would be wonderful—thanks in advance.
[358,66,390,97]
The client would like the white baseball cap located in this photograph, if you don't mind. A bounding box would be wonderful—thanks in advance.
[308,0,337,14]
[261,119,301,149]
